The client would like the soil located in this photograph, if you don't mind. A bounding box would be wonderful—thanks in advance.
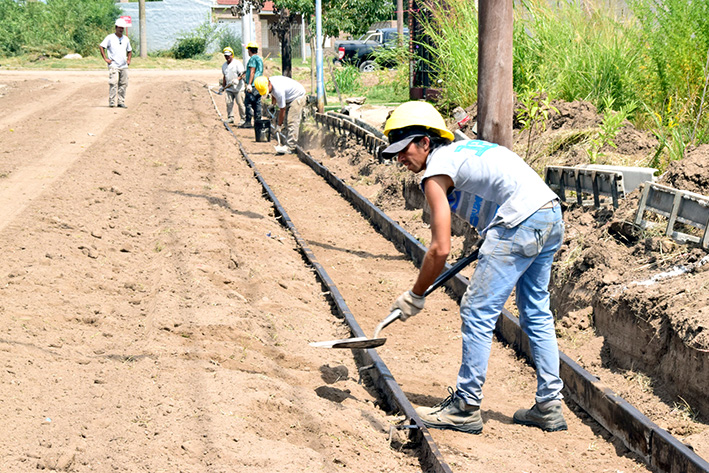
[0,69,705,472]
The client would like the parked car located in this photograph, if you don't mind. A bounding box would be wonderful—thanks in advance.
[334,27,409,72]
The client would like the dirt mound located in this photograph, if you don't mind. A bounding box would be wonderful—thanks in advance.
[659,144,709,195]
[549,99,602,130]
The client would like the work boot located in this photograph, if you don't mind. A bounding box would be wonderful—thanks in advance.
[237,119,246,127]
[117,103,127,108]
[513,400,568,432]
[239,121,252,129]
[415,387,483,434]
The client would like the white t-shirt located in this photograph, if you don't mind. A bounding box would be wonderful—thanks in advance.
[100,33,132,69]
[422,140,558,233]
[222,58,245,92]
[269,76,306,108]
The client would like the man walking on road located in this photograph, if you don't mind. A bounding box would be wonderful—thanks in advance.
[240,42,264,129]
[220,47,245,125]
[385,101,567,435]
[254,75,306,154]
[99,18,132,108]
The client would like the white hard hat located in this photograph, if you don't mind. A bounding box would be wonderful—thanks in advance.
[115,18,128,28]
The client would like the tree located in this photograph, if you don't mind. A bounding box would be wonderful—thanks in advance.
[270,0,395,77]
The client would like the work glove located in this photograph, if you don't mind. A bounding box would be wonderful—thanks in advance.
[274,124,283,134]
[390,290,425,321]
[246,84,253,93]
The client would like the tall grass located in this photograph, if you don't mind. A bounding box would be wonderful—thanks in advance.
[515,0,643,112]
[407,0,709,168]
[0,0,120,57]
[631,0,709,145]
[414,0,479,109]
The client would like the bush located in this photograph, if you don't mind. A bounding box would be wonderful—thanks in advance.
[171,19,221,59]
[173,37,207,60]
[332,64,360,94]
[0,0,120,57]
[218,29,242,55]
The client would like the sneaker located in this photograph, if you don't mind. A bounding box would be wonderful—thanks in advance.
[274,145,289,155]
[239,122,253,129]
[109,103,116,108]
[237,120,246,127]
[226,117,235,124]
[415,387,483,434]
[117,103,127,108]
[513,400,568,432]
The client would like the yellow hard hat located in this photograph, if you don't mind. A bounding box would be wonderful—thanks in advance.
[246,41,258,49]
[254,76,269,96]
[222,47,234,56]
[382,101,454,157]
[384,101,454,141]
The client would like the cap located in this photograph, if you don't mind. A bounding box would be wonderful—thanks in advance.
[381,126,429,158]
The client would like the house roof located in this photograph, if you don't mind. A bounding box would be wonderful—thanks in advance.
[215,0,274,11]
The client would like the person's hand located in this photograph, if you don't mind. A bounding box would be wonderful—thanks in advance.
[246,84,253,93]
[218,86,224,94]
[274,124,282,134]
[105,58,112,65]
[390,290,425,321]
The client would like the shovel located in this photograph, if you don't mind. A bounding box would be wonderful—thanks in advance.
[310,240,482,349]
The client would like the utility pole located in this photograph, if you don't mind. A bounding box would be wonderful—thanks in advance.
[477,0,513,148]
[139,0,147,58]
[396,0,404,46]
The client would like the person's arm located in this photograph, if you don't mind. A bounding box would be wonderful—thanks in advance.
[126,50,132,65]
[99,46,111,65]
[277,108,286,127]
[411,174,453,296]
[247,67,254,85]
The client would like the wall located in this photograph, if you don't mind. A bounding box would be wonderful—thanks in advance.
[117,0,242,53]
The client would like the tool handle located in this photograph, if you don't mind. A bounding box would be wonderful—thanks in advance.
[423,238,483,296]
[373,309,402,339]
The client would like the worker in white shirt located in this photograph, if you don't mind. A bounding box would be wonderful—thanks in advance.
[253,75,306,154]
[99,18,132,108]
[220,47,245,125]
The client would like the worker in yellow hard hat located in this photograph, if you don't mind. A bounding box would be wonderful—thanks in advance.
[220,47,245,125]
[385,101,567,435]
[241,42,263,128]
[254,75,307,154]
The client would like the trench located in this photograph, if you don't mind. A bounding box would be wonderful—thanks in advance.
[213,94,708,472]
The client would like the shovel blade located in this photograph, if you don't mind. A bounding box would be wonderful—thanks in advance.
[309,336,386,349]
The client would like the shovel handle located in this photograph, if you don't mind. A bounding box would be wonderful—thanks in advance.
[373,309,402,339]
[423,238,483,297]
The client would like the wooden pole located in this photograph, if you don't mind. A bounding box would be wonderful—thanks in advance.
[397,0,404,46]
[139,0,147,58]
[477,0,513,148]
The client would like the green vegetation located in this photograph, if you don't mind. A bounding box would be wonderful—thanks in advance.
[172,20,221,59]
[410,0,709,170]
[0,0,120,57]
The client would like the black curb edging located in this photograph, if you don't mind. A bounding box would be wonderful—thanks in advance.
[221,121,453,473]
[299,125,709,473]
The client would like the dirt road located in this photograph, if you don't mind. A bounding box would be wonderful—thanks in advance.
[0,69,660,472]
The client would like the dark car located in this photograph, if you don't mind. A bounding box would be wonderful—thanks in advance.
[334,27,409,72]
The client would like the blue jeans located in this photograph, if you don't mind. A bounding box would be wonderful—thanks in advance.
[456,205,564,406]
